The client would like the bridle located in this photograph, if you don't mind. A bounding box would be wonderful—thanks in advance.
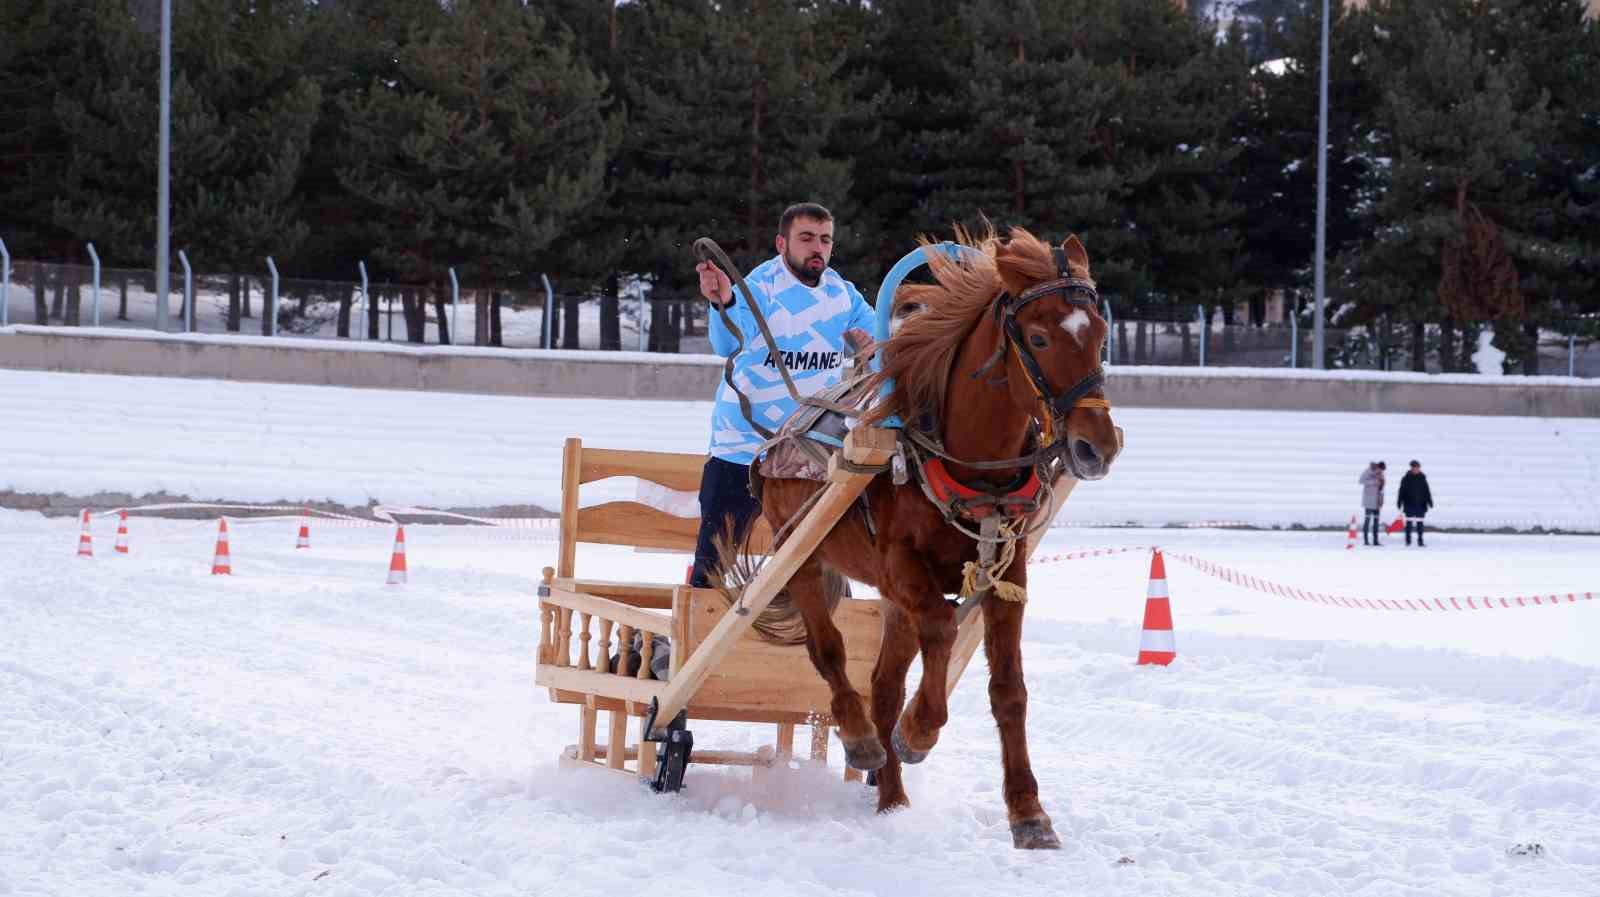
[995,246,1110,450]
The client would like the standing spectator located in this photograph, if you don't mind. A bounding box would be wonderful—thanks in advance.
[1358,461,1387,546]
[1397,460,1435,547]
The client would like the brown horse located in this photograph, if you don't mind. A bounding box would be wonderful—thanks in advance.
[744,227,1121,849]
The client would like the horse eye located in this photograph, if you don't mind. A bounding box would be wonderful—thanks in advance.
[1028,333,1049,350]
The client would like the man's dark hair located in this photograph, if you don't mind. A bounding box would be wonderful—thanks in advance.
[779,202,833,237]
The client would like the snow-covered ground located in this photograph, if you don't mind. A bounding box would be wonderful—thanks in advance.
[1,513,1596,897]
[3,368,1598,531]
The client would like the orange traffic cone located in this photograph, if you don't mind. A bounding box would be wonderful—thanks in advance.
[386,526,407,585]
[1345,515,1358,551]
[76,508,94,558]
[211,518,232,575]
[1136,549,1176,666]
[295,509,311,550]
[115,510,130,554]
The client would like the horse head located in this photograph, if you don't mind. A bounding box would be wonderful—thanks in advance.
[990,233,1119,480]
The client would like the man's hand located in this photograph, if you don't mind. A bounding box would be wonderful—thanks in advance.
[697,260,733,307]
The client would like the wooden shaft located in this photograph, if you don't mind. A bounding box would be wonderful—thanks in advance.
[650,474,874,727]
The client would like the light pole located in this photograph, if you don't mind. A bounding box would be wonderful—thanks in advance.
[1312,0,1330,368]
[155,0,172,332]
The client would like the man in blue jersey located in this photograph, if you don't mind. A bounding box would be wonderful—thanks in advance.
[689,201,875,587]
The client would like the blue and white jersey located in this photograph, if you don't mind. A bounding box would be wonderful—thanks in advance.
[707,256,875,464]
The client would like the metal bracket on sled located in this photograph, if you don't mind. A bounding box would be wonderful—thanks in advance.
[642,698,693,794]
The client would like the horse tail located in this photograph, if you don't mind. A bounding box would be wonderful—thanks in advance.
[707,511,845,647]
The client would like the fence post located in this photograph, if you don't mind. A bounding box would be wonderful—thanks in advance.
[448,267,459,344]
[0,236,9,327]
[1196,304,1207,367]
[541,274,553,349]
[357,260,369,341]
[1290,293,1299,368]
[265,256,279,337]
[86,242,102,326]
[178,249,193,332]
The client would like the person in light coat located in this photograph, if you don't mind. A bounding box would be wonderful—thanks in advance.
[1358,461,1386,546]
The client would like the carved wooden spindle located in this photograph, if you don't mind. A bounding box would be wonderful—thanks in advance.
[538,603,554,665]
[596,618,614,676]
[637,631,654,681]
[577,612,593,671]
[615,624,633,677]
[556,608,573,667]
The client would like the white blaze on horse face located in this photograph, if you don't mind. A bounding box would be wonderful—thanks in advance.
[1059,309,1091,344]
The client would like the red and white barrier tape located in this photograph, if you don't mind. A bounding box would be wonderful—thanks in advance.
[1030,545,1152,565]
[1030,544,1594,612]
[1162,550,1593,612]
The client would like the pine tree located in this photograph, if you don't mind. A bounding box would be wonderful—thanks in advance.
[1352,1,1548,372]
[335,0,618,339]
[621,0,876,295]
[48,0,319,277]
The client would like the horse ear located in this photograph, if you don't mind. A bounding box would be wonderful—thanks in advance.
[1061,234,1089,273]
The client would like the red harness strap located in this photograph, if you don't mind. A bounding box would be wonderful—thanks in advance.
[921,457,1043,520]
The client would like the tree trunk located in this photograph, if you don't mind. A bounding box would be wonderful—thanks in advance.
[600,274,621,350]
[433,288,451,345]
[1134,320,1148,363]
[366,289,380,339]
[227,274,242,332]
[337,290,352,338]
[241,276,253,318]
[1179,320,1194,365]
[1459,321,1481,372]
[648,298,672,351]
[490,292,505,347]
[546,290,560,347]
[749,78,765,254]
[66,274,82,325]
[1116,320,1129,364]
[33,264,48,323]
[1521,320,1539,376]
[1438,318,1456,372]
[50,272,65,320]
[117,276,129,321]
[401,289,425,343]
[561,293,581,348]
[1221,302,1236,354]
[261,279,274,336]
[1410,321,1426,372]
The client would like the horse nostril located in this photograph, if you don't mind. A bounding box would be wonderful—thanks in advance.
[1072,439,1101,465]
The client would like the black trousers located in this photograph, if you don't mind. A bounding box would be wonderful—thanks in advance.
[1363,508,1382,544]
[691,456,762,588]
[1405,518,1427,545]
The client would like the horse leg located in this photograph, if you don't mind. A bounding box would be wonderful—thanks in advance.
[867,603,920,813]
[881,546,956,765]
[982,594,1059,850]
[791,558,884,771]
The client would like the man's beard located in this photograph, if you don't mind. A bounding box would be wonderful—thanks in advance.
[785,252,826,287]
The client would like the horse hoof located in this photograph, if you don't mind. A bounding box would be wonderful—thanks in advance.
[891,720,931,765]
[1010,817,1062,850]
[840,735,887,771]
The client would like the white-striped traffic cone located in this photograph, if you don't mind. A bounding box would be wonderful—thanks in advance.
[1136,549,1176,666]
[1345,515,1358,551]
[76,508,94,558]
[386,526,407,585]
[211,518,232,575]
[115,510,130,554]
[295,509,311,550]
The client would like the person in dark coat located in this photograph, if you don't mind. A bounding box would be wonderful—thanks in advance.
[1397,460,1434,547]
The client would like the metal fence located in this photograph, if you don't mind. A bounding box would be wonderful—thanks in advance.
[2,240,1596,375]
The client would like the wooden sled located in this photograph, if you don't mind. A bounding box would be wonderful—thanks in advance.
[535,428,1078,791]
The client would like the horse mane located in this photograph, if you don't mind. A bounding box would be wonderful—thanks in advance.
[862,225,1073,427]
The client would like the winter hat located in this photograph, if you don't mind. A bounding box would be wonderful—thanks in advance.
[1409,459,1420,467]
[1377,461,1386,470]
